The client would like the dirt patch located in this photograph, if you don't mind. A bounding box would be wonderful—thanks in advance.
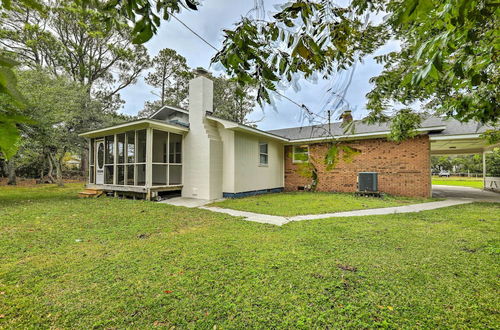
[337,264,358,272]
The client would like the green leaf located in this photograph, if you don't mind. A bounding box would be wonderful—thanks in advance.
[132,26,153,44]
[0,114,21,159]
[293,39,312,60]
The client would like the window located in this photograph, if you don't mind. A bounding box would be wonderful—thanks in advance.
[259,142,268,166]
[293,145,309,163]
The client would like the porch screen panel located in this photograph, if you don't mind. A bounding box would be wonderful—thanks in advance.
[126,164,134,185]
[105,166,114,184]
[117,134,125,164]
[105,136,114,164]
[117,165,125,185]
[169,165,182,185]
[126,131,135,163]
[104,135,114,184]
[152,130,169,186]
[152,165,167,186]
[136,164,146,186]
[137,130,147,163]
[169,133,182,164]
[116,133,125,185]
[89,138,95,183]
[153,130,168,163]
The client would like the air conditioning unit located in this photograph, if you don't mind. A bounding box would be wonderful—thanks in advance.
[358,172,378,192]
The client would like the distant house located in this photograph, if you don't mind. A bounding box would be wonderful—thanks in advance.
[79,72,497,200]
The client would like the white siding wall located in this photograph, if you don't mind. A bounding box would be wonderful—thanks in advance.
[219,126,235,193]
[233,132,284,193]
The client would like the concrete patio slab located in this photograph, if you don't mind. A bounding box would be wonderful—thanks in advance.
[161,197,212,208]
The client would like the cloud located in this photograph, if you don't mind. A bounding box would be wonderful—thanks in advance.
[119,0,393,131]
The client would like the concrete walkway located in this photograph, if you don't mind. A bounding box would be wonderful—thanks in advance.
[163,185,498,226]
[200,199,473,226]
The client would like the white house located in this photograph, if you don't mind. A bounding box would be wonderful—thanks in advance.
[80,71,498,200]
[80,71,287,200]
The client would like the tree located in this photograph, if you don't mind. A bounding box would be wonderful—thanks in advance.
[0,0,150,109]
[363,0,499,129]
[2,0,497,153]
[139,48,192,118]
[212,76,256,125]
[140,50,257,124]
[0,0,149,160]
[0,69,130,185]
[146,49,192,108]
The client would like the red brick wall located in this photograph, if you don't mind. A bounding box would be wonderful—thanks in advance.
[284,135,431,197]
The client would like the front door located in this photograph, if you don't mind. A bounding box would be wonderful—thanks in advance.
[95,139,105,184]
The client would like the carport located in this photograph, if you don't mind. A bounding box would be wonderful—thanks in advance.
[429,121,500,194]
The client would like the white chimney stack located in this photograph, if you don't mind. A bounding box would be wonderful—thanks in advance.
[183,68,223,200]
[188,68,213,122]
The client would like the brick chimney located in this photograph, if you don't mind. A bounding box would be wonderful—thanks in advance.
[340,110,353,126]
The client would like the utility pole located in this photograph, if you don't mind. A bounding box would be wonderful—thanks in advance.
[327,110,331,135]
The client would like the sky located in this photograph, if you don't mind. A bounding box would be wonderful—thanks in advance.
[119,0,396,131]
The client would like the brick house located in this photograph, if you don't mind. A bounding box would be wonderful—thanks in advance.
[270,117,495,198]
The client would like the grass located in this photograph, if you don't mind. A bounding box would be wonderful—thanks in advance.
[210,191,436,216]
[1,184,499,328]
[432,176,484,189]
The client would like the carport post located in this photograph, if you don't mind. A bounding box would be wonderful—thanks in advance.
[482,151,486,189]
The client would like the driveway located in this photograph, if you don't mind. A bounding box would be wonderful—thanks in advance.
[432,185,500,203]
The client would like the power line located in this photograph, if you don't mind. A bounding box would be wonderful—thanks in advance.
[170,11,327,122]
[170,13,219,52]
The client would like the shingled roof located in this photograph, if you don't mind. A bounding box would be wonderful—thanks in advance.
[267,116,491,141]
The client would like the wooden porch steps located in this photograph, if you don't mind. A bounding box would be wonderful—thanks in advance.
[78,189,104,198]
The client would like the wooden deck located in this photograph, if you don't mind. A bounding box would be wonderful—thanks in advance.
[85,184,183,200]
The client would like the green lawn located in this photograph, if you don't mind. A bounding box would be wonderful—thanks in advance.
[1,184,499,328]
[210,191,435,216]
[432,176,484,189]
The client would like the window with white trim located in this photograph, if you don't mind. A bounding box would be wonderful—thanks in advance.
[292,145,309,163]
[259,142,268,166]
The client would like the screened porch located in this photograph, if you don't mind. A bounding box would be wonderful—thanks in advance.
[81,120,188,199]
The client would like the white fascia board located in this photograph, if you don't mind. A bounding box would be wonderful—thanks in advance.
[288,126,447,144]
[149,105,189,119]
[429,133,482,141]
[79,119,188,138]
[207,116,289,142]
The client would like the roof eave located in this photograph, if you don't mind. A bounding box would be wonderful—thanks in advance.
[207,116,290,142]
[285,125,447,143]
[78,119,189,138]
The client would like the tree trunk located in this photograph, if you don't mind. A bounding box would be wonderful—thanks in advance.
[51,153,64,187]
[81,148,88,178]
[6,159,16,185]
[47,154,55,183]
[40,156,45,180]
